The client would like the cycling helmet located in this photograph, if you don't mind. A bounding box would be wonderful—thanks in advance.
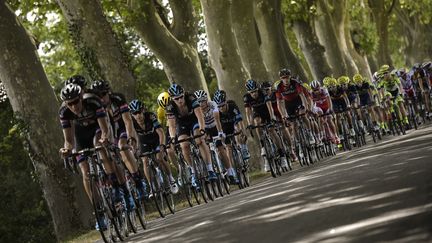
[322,77,331,87]
[129,99,144,113]
[168,83,184,97]
[279,68,291,78]
[60,83,82,101]
[379,64,391,74]
[353,74,364,84]
[245,79,258,91]
[310,80,321,90]
[157,91,171,109]
[261,81,272,89]
[325,77,338,88]
[396,68,407,77]
[65,75,87,88]
[421,61,431,71]
[337,76,350,85]
[194,89,207,102]
[213,89,227,105]
[91,79,111,92]
[412,63,421,70]
[303,83,312,91]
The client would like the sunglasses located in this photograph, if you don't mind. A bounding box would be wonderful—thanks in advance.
[249,90,258,94]
[217,103,226,108]
[131,110,141,115]
[280,76,290,79]
[66,98,80,106]
[173,95,184,101]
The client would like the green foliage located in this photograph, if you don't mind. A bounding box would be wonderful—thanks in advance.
[399,0,432,25]
[281,0,317,22]
[0,99,55,243]
[8,0,85,87]
[348,0,378,55]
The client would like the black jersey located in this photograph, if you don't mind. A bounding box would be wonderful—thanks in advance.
[328,86,346,100]
[59,96,106,129]
[106,92,129,136]
[219,100,243,126]
[243,89,270,115]
[166,93,199,123]
[132,112,161,136]
[357,82,371,96]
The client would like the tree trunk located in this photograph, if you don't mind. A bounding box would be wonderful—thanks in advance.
[314,0,347,76]
[293,19,332,80]
[231,0,270,81]
[56,0,136,99]
[126,0,208,93]
[254,0,307,81]
[0,2,92,240]
[200,0,248,103]
[368,0,393,66]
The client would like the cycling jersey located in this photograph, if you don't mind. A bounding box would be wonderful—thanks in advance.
[267,91,282,119]
[157,106,167,128]
[132,111,162,154]
[219,100,243,135]
[312,87,330,113]
[59,96,106,153]
[346,84,358,102]
[244,89,272,123]
[166,93,200,136]
[201,100,218,129]
[328,86,346,100]
[106,92,129,139]
[275,79,303,102]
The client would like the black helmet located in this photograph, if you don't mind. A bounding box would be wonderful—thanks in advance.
[168,83,184,97]
[91,80,111,92]
[279,68,291,78]
[65,75,87,88]
[213,89,227,105]
[245,79,258,91]
[261,81,272,89]
[129,99,144,113]
[60,83,82,101]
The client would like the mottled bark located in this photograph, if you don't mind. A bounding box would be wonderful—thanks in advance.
[201,0,247,102]
[127,0,208,93]
[56,0,136,99]
[293,19,332,80]
[314,0,347,76]
[368,0,393,66]
[254,0,307,81]
[231,0,269,81]
[0,2,92,240]
[169,0,198,45]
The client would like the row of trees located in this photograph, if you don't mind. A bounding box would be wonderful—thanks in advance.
[0,0,430,241]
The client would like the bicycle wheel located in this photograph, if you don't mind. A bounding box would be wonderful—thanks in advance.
[161,173,175,215]
[126,183,138,234]
[210,152,224,198]
[149,166,166,218]
[90,178,113,243]
[193,158,210,203]
[179,163,194,207]
[264,138,277,177]
[134,189,148,230]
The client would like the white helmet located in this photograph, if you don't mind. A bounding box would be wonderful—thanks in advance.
[310,80,321,90]
[194,90,207,102]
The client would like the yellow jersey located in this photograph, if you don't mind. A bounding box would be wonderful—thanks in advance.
[157,106,167,128]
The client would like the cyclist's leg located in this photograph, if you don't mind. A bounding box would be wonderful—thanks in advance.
[78,159,92,201]
[193,124,213,172]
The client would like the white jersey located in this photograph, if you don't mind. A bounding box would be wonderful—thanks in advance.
[202,100,218,128]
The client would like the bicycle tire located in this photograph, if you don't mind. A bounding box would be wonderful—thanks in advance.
[90,178,113,243]
[149,166,166,218]
[179,163,194,208]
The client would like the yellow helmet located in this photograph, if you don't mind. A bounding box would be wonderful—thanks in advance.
[157,91,171,108]
[337,76,350,85]
[323,77,331,87]
[302,83,311,91]
[353,73,364,84]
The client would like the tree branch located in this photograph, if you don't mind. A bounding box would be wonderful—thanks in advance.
[153,0,170,29]
[386,0,397,16]
[168,0,197,44]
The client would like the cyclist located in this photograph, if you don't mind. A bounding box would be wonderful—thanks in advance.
[378,65,409,125]
[128,99,179,195]
[194,90,239,184]
[275,68,314,145]
[157,92,179,184]
[166,83,217,187]
[244,79,289,171]
[412,63,431,118]
[396,68,420,120]
[337,76,356,137]
[90,80,142,208]
[353,74,380,131]
[311,79,339,143]
[58,83,123,230]
[213,89,250,161]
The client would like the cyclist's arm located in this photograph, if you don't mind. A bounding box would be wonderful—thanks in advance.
[342,93,351,108]
[97,116,110,141]
[245,106,253,126]
[122,112,138,142]
[266,100,276,120]
[277,98,288,118]
[213,110,223,133]
[194,107,206,131]
[62,127,74,150]
[299,92,309,110]
[167,116,176,139]
[156,127,165,145]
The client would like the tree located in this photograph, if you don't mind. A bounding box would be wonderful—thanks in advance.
[56,0,136,99]
[230,0,270,81]
[368,0,396,66]
[0,2,92,240]
[283,0,332,80]
[254,0,309,81]
[123,0,209,93]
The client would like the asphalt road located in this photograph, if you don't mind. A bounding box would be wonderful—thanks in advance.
[121,125,432,243]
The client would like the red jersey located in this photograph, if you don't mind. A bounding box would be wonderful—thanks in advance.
[275,79,303,102]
